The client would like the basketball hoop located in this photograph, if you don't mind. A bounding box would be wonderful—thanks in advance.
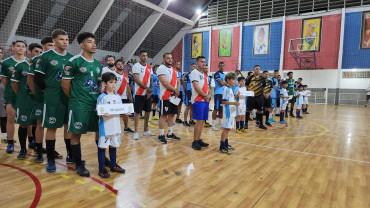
[288,38,317,70]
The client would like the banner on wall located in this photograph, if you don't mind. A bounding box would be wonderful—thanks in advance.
[191,33,203,58]
[361,11,370,49]
[253,23,270,55]
[218,29,232,57]
[301,17,322,51]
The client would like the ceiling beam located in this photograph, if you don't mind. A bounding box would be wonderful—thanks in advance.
[0,0,30,47]
[119,0,171,64]
[69,0,115,54]
[131,0,194,25]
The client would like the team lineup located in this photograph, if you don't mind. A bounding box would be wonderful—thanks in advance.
[0,29,312,178]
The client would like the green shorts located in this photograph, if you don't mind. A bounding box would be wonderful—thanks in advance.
[31,102,44,120]
[67,109,99,134]
[288,96,296,104]
[42,103,68,128]
[16,108,36,126]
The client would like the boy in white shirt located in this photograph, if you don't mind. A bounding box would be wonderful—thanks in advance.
[96,72,126,178]
[294,85,304,119]
[235,77,247,133]
[279,81,289,124]
[303,85,310,113]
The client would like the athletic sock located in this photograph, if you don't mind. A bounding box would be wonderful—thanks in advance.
[280,112,284,121]
[285,106,289,116]
[71,143,82,165]
[225,139,229,147]
[236,121,240,129]
[297,111,300,117]
[257,113,263,125]
[269,112,273,120]
[36,143,42,156]
[98,148,106,172]
[220,141,226,149]
[212,120,216,127]
[152,110,156,117]
[64,138,72,158]
[290,107,293,115]
[168,126,173,135]
[246,112,250,125]
[265,111,269,123]
[240,121,244,129]
[159,129,164,136]
[109,147,117,168]
[18,127,28,151]
[46,140,55,162]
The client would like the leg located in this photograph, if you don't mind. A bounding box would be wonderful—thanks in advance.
[184,105,189,123]
[35,120,44,161]
[63,124,71,159]
[144,111,150,132]
[123,115,129,129]
[6,104,15,142]
[134,113,139,132]
[17,125,28,159]
[1,117,7,141]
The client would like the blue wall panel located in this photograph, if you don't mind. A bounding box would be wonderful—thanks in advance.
[241,21,282,71]
[183,31,209,72]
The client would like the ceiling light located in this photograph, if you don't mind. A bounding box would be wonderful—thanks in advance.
[196,9,202,15]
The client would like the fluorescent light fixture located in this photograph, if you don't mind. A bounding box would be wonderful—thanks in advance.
[196,9,202,15]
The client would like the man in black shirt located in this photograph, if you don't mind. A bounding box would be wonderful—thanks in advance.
[263,71,273,127]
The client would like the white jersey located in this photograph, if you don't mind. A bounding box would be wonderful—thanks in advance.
[367,87,370,95]
[97,93,122,136]
[102,66,115,75]
[132,62,152,96]
[114,70,129,99]
[295,91,304,105]
[190,69,208,103]
[237,86,247,115]
[157,64,178,100]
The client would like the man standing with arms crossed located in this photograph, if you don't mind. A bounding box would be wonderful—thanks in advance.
[132,50,155,139]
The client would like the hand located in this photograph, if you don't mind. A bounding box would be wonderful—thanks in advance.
[129,97,133,103]
[264,94,269,99]
[103,113,110,117]
[146,88,153,94]
[204,97,210,102]
[234,101,240,106]
[146,93,151,100]
[174,90,180,97]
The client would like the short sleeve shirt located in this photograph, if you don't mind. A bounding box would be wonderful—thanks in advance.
[157,64,178,100]
[214,71,225,95]
[11,61,34,108]
[0,56,26,104]
[190,69,208,103]
[28,55,44,103]
[222,86,236,119]
[132,63,152,96]
[245,75,266,97]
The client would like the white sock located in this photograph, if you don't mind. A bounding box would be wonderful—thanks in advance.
[159,129,164,136]
[218,119,222,125]
[269,112,273,120]
[252,109,256,118]
[1,133,7,139]
[212,120,216,126]
[168,126,173,135]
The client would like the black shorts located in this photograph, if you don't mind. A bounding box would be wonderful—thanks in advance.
[122,99,130,104]
[247,95,264,111]
[134,95,152,113]
[264,97,271,108]
[367,95,370,101]
[277,98,280,107]
[179,91,183,103]
[151,95,159,104]
[160,100,178,115]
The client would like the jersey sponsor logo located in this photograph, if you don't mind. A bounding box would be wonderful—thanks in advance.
[22,71,28,76]
[49,117,56,124]
[35,109,42,116]
[50,60,58,66]
[74,122,82,129]
[9,67,15,73]
[83,78,98,93]
[36,59,41,63]
[80,67,87,73]
[199,75,204,80]
[21,115,27,122]
[56,71,63,81]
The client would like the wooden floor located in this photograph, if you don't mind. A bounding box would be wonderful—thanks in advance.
[1,104,369,208]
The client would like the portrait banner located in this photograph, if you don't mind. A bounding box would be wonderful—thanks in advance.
[253,24,270,55]
[191,33,203,58]
[301,17,322,52]
[361,11,370,49]
[218,29,232,57]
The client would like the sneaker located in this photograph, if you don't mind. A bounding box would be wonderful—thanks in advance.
[241,128,248,133]
[75,164,90,177]
[236,129,242,134]
[34,155,44,163]
[158,135,167,144]
[227,145,235,150]
[66,157,86,165]
[305,111,309,114]
[259,125,267,130]
[267,119,274,123]
[152,116,159,120]
[110,165,125,173]
[256,121,260,126]
[280,121,287,124]
[297,116,304,119]
[212,126,219,131]
[204,121,211,127]
[46,160,56,172]
[191,140,201,150]
[290,114,296,118]
[183,121,190,127]
[99,168,111,178]
[28,142,35,149]
[198,139,209,147]
[143,130,155,136]
[167,133,180,140]
[285,114,288,118]
[133,132,139,140]
[219,148,231,155]
[54,151,63,159]
[1,138,7,143]
[271,118,277,122]
[265,122,272,127]
[124,128,134,133]
[189,120,196,125]
[6,143,14,153]
[17,150,27,160]
[176,118,183,123]
[139,116,144,119]
[275,114,280,116]
[104,157,111,167]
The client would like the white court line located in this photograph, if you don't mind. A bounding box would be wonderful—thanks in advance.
[207,137,370,164]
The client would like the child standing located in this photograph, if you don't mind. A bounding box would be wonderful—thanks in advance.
[235,77,247,133]
[279,81,289,124]
[303,85,310,114]
[295,85,304,119]
[97,72,126,178]
[220,73,239,154]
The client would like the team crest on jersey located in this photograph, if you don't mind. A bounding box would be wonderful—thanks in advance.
[35,109,42,116]
[37,59,41,63]
[21,115,27,122]
[9,67,15,73]
[22,71,28,76]
[96,67,101,74]
[64,66,71,75]
[49,117,56,124]
[80,67,87,73]
[74,122,82,129]
[50,60,58,66]
[200,75,204,80]
[165,107,168,112]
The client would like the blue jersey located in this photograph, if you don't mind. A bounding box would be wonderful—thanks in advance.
[152,73,160,96]
[184,72,191,91]
[214,71,225,95]
[222,86,236,119]
[177,71,184,92]
[270,77,278,99]
[207,76,211,86]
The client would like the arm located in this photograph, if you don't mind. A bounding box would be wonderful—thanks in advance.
[234,91,240,100]
[34,71,46,90]
[217,79,226,86]
[192,81,207,97]
[158,75,176,92]
[133,74,153,94]
[61,79,72,97]
[1,77,6,88]
[127,83,133,102]
[27,75,36,95]
[222,100,239,106]
[175,78,180,96]
[11,81,19,95]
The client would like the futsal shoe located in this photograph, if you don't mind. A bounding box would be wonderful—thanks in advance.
[275,114,280,116]
[198,139,209,147]
[212,126,219,131]
[297,116,304,119]
[123,127,134,133]
[66,157,86,165]
[104,157,112,167]
[279,121,287,124]
[265,122,272,127]
[256,120,260,126]
[241,128,248,133]
[133,132,139,140]
[17,150,27,160]
[189,120,196,125]
[219,148,231,155]
[192,140,202,150]
[34,155,44,163]
[158,135,167,144]
[236,129,243,134]
[176,118,183,123]
[259,125,267,130]
[28,141,35,149]
[285,114,288,118]
[271,118,277,122]
[227,145,235,150]
[183,121,190,127]
[268,119,274,124]
[99,168,111,178]
[54,151,63,159]
[6,143,14,153]
[290,114,295,118]
[75,164,90,177]
[46,160,56,172]
[144,130,155,136]
[204,121,211,127]
[152,116,159,120]
[167,133,180,140]
[110,165,125,173]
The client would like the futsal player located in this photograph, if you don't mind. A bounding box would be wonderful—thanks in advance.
[151,65,160,120]
[263,71,273,126]
[175,61,184,124]
[279,81,289,124]
[183,63,195,126]
[212,62,227,130]
[286,72,295,117]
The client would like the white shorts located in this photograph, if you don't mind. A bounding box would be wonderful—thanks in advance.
[297,103,302,110]
[237,105,246,116]
[304,99,309,105]
[224,118,235,129]
[98,134,121,148]
[280,101,288,111]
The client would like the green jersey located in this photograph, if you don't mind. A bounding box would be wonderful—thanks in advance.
[63,54,102,111]
[34,49,73,105]
[28,55,44,103]
[0,56,26,104]
[286,78,295,95]
[11,60,34,108]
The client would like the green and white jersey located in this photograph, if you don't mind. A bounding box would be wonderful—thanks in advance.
[11,60,34,108]
[0,56,26,104]
[286,78,295,95]
[34,49,73,105]
[28,54,44,103]
[63,54,102,111]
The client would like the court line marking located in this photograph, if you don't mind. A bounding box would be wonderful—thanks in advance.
[0,163,42,208]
